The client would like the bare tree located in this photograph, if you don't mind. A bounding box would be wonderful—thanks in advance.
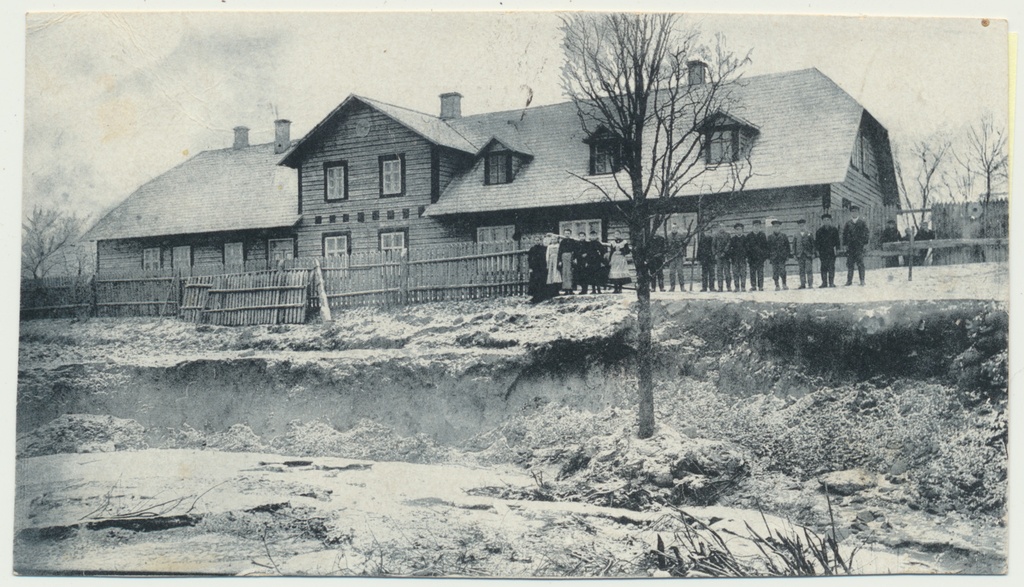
[560,13,752,438]
[954,116,1009,207]
[22,206,86,279]
[894,137,951,228]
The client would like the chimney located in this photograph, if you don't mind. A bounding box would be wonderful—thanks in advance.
[686,60,709,86]
[232,126,250,150]
[274,119,291,154]
[439,92,463,120]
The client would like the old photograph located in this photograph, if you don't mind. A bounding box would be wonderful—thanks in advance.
[10,6,1013,579]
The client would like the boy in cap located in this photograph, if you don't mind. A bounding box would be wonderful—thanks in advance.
[729,222,748,291]
[767,219,791,290]
[815,213,840,287]
[712,222,732,291]
[842,205,870,286]
[745,219,769,291]
[793,218,815,289]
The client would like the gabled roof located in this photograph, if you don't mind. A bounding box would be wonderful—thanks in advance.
[83,142,299,241]
[427,68,874,216]
[478,136,533,158]
[279,95,479,167]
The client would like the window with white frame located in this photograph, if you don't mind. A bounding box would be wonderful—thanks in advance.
[325,161,348,201]
[559,219,603,239]
[224,242,244,266]
[590,140,621,175]
[477,225,516,243]
[379,230,406,251]
[143,247,161,270]
[706,129,737,165]
[379,154,405,197]
[323,234,349,258]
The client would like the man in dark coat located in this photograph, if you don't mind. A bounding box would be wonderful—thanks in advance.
[843,205,870,286]
[526,233,549,303]
[712,223,732,292]
[745,219,769,291]
[815,212,840,288]
[648,231,667,292]
[880,219,903,268]
[665,223,688,292]
[696,228,715,292]
[793,218,815,289]
[729,222,748,292]
[767,219,791,290]
[575,231,606,294]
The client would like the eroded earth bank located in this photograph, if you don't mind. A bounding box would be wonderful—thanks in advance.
[15,285,1008,576]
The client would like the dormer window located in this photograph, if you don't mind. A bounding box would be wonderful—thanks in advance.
[586,129,623,175]
[700,113,758,166]
[485,151,513,185]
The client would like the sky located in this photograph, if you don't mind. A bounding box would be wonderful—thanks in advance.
[16,8,1011,227]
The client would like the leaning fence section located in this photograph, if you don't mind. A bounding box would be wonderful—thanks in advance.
[183,269,311,325]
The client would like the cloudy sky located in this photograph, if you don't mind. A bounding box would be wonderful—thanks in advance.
[16,7,1010,227]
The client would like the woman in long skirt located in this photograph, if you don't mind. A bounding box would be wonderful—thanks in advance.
[544,233,562,298]
[607,230,632,294]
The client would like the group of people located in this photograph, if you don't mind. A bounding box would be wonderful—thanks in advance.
[526,228,634,303]
[525,205,883,303]
[880,219,936,267]
[695,207,871,291]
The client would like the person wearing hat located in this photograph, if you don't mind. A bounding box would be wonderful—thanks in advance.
[793,218,816,289]
[842,205,870,286]
[815,213,841,287]
[527,233,550,303]
[745,219,770,291]
[767,219,791,290]
[696,225,716,292]
[557,228,579,294]
[880,219,903,268]
[729,222,748,291]
[666,223,688,292]
[712,222,733,291]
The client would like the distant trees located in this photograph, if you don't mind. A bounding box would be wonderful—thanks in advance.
[560,13,752,438]
[22,206,88,279]
[894,115,1008,225]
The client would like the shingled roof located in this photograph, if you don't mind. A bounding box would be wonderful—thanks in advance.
[428,68,876,216]
[84,142,299,241]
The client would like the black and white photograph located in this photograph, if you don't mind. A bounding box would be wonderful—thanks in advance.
[4,0,1018,581]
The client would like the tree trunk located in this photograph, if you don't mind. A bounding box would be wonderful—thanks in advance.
[631,222,656,439]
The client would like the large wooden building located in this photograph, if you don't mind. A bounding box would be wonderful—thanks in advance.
[86,68,898,273]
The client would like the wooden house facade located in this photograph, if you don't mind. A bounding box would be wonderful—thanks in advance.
[87,68,897,274]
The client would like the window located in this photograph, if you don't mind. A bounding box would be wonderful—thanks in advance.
[485,152,513,185]
[379,154,405,197]
[324,161,348,201]
[379,229,407,251]
[143,247,161,270]
[851,133,875,180]
[322,233,350,258]
[172,246,191,270]
[559,219,603,239]
[706,129,737,165]
[224,242,244,266]
[477,225,516,243]
[590,140,621,175]
[268,238,295,265]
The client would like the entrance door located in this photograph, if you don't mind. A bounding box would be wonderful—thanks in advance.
[268,238,295,268]
[172,246,192,275]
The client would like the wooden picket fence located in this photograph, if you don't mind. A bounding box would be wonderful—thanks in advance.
[19,275,93,319]
[181,269,311,325]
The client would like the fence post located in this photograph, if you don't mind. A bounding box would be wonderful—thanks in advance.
[906,230,914,281]
[89,274,98,318]
[313,258,332,322]
[398,249,410,306]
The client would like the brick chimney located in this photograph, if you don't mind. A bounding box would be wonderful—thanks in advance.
[274,119,291,154]
[233,126,250,149]
[686,60,709,86]
[439,92,463,120]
